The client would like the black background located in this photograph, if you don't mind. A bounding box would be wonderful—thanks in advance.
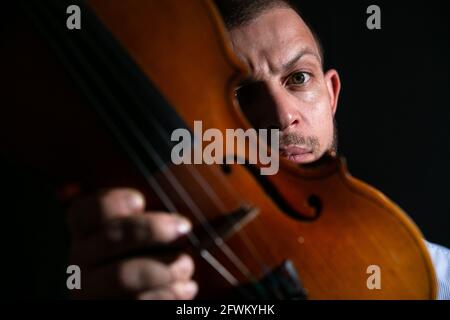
[295,0,450,247]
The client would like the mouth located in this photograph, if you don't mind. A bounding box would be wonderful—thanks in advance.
[279,145,315,164]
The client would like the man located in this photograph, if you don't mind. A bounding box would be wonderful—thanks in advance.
[68,0,450,299]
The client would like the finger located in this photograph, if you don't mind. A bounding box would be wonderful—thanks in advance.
[137,281,198,300]
[71,212,192,264]
[100,188,145,219]
[67,188,145,236]
[78,254,195,298]
[104,212,192,244]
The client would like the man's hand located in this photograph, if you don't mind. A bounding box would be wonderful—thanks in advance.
[67,188,197,299]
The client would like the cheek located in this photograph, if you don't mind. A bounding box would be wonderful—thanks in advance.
[313,106,334,149]
[295,91,334,146]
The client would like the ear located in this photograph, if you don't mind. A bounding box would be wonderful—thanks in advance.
[324,69,341,115]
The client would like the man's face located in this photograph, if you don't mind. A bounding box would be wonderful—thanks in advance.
[229,7,341,163]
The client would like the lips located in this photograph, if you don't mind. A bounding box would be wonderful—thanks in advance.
[279,145,314,163]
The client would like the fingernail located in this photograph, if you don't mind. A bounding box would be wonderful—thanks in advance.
[126,192,144,211]
[176,216,192,235]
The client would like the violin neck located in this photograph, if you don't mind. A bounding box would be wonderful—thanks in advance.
[21,0,191,175]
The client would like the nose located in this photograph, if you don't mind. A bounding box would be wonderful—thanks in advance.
[259,83,301,131]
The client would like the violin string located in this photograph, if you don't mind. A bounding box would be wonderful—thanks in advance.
[206,164,277,272]
[103,77,282,294]
[29,1,257,298]
[55,0,279,297]
[46,0,287,299]
[91,52,282,287]
[203,158,284,297]
[65,3,274,283]
[184,163,271,271]
[73,32,257,283]
[71,2,284,297]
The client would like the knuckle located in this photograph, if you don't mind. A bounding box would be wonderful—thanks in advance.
[101,188,145,219]
[101,214,187,255]
[116,261,136,291]
[117,259,148,291]
[117,259,171,292]
[100,190,126,215]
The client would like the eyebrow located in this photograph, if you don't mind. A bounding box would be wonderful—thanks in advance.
[281,49,321,72]
[236,48,322,88]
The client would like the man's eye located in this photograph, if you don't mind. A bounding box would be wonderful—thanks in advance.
[288,72,310,85]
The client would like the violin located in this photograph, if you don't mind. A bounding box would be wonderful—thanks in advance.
[1,0,436,299]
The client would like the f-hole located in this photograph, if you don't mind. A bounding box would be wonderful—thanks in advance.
[221,160,322,222]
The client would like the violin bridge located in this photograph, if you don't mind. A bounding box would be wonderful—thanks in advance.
[195,204,259,250]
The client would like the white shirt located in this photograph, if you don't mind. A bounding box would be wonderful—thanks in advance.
[425,240,450,300]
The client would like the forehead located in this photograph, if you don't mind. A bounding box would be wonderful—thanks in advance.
[229,7,320,77]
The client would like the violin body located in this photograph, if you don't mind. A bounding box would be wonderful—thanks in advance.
[1,0,436,299]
